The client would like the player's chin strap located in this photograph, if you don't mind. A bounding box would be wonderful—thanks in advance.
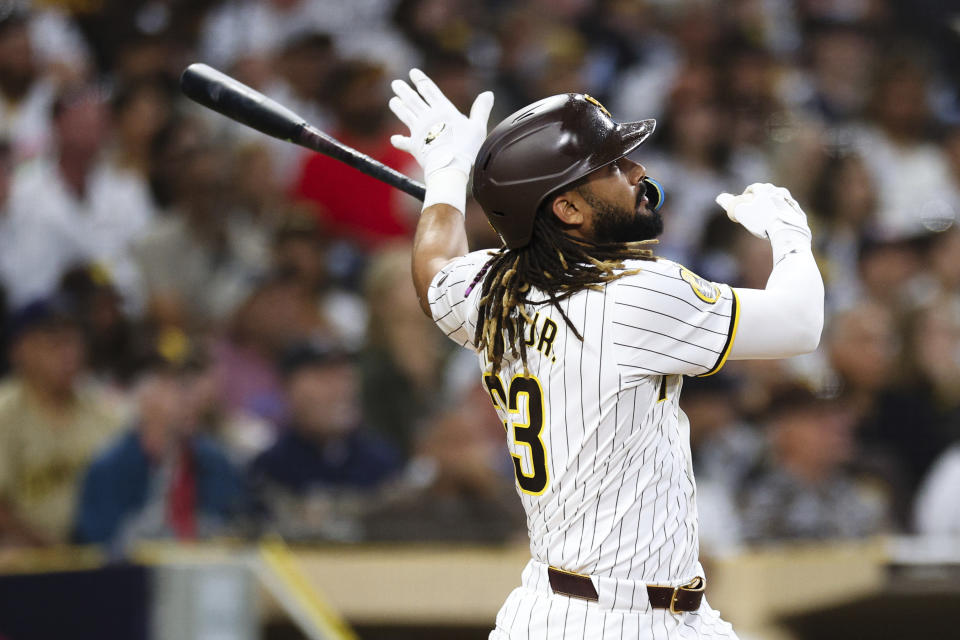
[642,177,665,212]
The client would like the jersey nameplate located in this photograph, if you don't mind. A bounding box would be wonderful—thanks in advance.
[679,267,721,304]
[523,312,559,363]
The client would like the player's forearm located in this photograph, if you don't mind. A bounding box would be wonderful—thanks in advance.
[730,228,824,359]
[387,70,493,315]
[412,201,469,315]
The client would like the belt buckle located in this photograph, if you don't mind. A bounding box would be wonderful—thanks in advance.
[668,577,704,614]
[668,587,683,615]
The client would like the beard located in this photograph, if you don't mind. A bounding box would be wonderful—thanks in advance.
[580,184,664,244]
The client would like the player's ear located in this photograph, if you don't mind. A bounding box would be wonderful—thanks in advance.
[551,189,586,227]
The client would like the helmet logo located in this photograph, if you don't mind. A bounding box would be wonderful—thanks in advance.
[583,94,611,117]
[424,122,446,145]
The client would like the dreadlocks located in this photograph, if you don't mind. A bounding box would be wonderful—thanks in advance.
[474,211,657,374]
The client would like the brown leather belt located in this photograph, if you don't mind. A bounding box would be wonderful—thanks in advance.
[547,567,705,613]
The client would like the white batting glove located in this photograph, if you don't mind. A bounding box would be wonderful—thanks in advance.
[715,183,811,240]
[389,68,494,212]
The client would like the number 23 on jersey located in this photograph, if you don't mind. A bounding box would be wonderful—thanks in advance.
[483,373,549,495]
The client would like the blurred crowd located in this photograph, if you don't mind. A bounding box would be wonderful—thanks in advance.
[0,0,959,556]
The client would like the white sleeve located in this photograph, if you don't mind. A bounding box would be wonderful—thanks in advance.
[729,227,825,360]
[612,260,739,378]
[914,446,960,535]
[426,250,494,351]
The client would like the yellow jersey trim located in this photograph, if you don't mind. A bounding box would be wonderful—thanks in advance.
[698,288,740,377]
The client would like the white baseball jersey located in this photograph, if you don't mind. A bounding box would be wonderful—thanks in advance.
[429,249,740,639]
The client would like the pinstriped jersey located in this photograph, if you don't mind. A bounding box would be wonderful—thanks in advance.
[428,250,739,594]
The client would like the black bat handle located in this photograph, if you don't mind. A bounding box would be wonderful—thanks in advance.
[296,125,426,202]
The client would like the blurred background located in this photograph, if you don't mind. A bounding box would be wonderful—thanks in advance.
[0,0,958,638]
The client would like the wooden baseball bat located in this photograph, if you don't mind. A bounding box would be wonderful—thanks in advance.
[179,63,426,202]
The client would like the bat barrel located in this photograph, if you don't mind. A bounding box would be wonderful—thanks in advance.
[179,63,427,202]
[180,63,307,141]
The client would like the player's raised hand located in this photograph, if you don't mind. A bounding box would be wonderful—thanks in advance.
[389,68,494,179]
[715,183,811,239]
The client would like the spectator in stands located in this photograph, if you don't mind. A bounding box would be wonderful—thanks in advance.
[800,20,877,125]
[108,75,173,205]
[248,341,401,540]
[581,0,679,116]
[260,32,338,181]
[134,145,269,327]
[71,0,209,81]
[686,375,764,492]
[363,381,525,543]
[75,330,247,548]
[809,152,879,310]
[293,59,418,247]
[720,43,777,182]
[200,0,329,82]
[887,300,960,487]
[273,30,336,126]
[0,8,55,163]
[58,265,138,388]
[828,302,899,416]
[360,246,445,459]
[392,0,486,61]
[271,213,367,348]
[3,86,156,311]
[230,143,291,232]
[855,56,956,238]
[202,0,414,79]
[684,375,763,553]
[856,233,925,313]
[0,138,11,377]
[0,297,125,546]
[212,275,323,425]
[739,385,890,542]
[830,302,937,519]
[645,66,736,264]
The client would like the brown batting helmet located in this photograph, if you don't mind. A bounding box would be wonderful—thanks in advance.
[472,93,656,249]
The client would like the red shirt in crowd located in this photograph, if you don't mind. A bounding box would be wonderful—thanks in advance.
[292,132,417,247]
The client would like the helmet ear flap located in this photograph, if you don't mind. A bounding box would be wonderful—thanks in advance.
[642,177,665,212]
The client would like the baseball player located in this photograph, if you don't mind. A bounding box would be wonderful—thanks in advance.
[389,69,824,639]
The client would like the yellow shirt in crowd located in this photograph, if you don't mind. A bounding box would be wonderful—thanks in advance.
[0,379,125,542]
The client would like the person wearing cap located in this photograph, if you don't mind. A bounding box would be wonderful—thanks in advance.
[74,329,247,548]
[738,385,890,543]
[0,297,124,546]
[247,341,401,539]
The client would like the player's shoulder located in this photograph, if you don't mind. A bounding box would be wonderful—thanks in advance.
[431,249,498,291]
[621,256,684,276]
[615,257,727,305]
[427,250,497,351]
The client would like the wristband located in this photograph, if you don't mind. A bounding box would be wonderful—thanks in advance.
[768,225,812,262]
[423,166,469,215]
